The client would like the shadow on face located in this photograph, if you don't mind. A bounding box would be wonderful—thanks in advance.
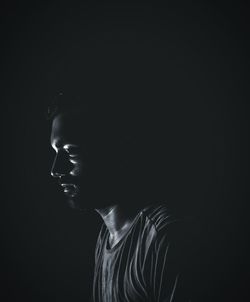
[50,112,140,210]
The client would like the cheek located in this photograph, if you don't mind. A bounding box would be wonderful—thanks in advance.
[70,161,86,176]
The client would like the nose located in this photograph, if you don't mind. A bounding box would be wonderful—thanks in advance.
[50,152,72,178]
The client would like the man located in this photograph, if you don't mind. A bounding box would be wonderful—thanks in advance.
[49,93,197,301]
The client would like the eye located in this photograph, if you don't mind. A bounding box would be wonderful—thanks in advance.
[64,146,80,156]
[64,149,79,157]
[66,152,81,164]
[68,153,79,158]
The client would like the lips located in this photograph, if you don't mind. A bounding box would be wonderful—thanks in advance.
[60,183,78,197]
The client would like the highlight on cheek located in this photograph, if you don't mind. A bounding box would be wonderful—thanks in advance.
[70,162,84,176]
[69,158,79,164]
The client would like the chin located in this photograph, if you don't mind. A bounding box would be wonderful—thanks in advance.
[63,192,84,211]
[66,199,81,210]
[65,192,116,211]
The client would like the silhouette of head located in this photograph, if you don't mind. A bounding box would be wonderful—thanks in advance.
[49,93,145,211]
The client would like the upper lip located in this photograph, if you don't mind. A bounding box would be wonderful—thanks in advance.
[59,182,77,189]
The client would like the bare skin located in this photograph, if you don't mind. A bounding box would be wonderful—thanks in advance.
[96,205,141,248]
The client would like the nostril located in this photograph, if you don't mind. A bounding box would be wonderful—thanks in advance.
[50,163,61,177]
[50,169,56,177]
[51,170,63,178]
[50,151,72,178]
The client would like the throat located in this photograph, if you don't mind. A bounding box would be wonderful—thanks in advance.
[108,220,134,248]
[95,204,141,249]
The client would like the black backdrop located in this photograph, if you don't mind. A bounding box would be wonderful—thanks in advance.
[1,1,249,301]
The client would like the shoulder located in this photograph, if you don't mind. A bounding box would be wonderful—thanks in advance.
[142,203,179,231]
[141,202,192,242]
[140,203,199,267]
[140,203,199,300]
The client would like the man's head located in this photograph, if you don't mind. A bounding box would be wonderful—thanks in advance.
[49,93,143,211]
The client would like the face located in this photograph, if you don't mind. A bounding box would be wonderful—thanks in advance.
[50,113,125,210]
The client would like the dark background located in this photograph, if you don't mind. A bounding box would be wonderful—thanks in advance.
[1,1,249,301]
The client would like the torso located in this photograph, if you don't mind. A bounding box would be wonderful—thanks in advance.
[93,203,183,302]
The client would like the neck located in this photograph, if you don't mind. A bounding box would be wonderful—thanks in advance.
[95,203,141,248]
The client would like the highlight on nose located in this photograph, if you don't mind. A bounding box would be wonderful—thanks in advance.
[50,164,63,178]
[50,151,75,178]
[50,154,65,178]
[50,167,64,178]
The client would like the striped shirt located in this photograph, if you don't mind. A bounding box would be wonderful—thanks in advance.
[93,203,194,301]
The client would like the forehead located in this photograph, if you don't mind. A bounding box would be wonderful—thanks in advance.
[50,111,125,151]
[50,113,87,148]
